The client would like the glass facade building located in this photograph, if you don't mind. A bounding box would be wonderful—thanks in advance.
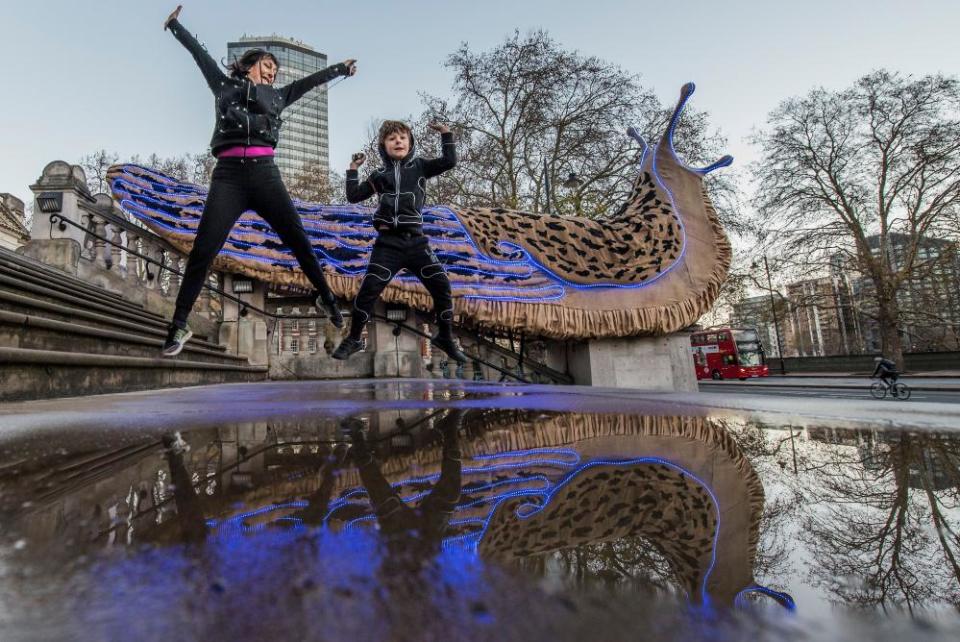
[227,35,330,182]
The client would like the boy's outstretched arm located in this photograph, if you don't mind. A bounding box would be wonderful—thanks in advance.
[422,123,457,178]
[164,6,226,92]
[346,152,376,203]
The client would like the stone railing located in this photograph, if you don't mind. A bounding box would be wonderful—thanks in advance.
[75,194,222,320]
[22,161,560,382]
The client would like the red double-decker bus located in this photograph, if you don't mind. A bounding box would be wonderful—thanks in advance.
[690,327,769,380]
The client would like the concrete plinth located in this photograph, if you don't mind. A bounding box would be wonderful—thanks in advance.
[566,333,696,392]
[370,305,425,378]
[18,238,81,275]
[219,275,269,365]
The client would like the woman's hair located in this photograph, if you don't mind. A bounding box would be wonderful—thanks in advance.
[226,48,280,79]
[378,120,412,146]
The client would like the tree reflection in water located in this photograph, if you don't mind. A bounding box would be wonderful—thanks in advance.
[517,537,682,598]
[723,419,960,614]
[800,430,960,613]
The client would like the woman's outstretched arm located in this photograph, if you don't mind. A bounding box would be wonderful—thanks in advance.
[164,5,226,92]
[280,59,357,106]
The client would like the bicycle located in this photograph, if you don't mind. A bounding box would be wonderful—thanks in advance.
[869,377,911,400]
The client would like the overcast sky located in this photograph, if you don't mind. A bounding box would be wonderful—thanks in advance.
[3,0,958,208]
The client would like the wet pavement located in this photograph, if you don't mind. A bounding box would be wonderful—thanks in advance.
[1,380,959,641]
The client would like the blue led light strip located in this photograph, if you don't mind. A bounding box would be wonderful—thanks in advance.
[734,585,796,612]
[108,141,707,305]
[443,456,722,608]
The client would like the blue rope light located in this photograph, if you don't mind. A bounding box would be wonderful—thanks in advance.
[198,449,761,610]
[734,585,797,612]
[444,456,722,608]
[662,83,734,176]
[108,136,703,305]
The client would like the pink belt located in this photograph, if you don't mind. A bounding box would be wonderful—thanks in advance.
[217,146,275,158]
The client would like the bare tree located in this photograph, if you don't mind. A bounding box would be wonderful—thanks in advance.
[286,160,345,204]
[79,149,120,194]
[801,431,960,612]
[752,71,960,367]
[80,150,215,193]
[415,31,740,227]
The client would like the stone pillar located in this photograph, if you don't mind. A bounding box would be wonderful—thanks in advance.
[428,349,444,379]
[219,273,269,364]
[370,302,425,378]
[20,161,95,274]
[168,256,183,293]
[89,215,109,269]
[566,332,697,392]
[199,277,213,318]
[109,222,125,274]
[126,234,142,284]
[139,241,159,290]
[459,356,475,381]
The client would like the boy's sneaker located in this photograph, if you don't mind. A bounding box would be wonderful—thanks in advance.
[432,334,468,364]
[162,324,193,357]
[331,337,363,360]
[315,295,344,329]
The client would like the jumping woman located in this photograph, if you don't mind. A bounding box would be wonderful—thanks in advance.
[161,5,356,356]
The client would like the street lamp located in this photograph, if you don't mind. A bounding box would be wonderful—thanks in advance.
[543,158,552,215]
[385,303,408,323]
[36,192,63,214]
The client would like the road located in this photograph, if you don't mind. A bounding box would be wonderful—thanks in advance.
[699,377,960,404]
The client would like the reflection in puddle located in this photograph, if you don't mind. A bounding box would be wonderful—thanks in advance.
[741,424,960,615]
[1,406,959,639]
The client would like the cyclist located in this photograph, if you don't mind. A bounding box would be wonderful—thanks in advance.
[871,356,899,389]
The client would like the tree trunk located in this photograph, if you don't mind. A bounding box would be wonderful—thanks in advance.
[876,284,905,369]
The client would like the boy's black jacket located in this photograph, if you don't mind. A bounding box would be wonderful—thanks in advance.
[168,19,348,155]
[345,132,457,234]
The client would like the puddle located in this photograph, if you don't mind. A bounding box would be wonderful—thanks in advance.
[1,386,958,641]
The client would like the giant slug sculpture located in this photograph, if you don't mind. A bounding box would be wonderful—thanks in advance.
[108,83,732,339]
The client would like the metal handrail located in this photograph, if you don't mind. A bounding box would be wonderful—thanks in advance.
[50,212,309,321]
[372,314,532,383]
[470,332,573,384]
[48,212,543,383]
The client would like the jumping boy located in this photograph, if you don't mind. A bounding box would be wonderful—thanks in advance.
[332,121,467,363]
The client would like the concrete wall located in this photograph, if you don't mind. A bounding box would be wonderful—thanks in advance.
[567,333,697,391]
[780,351,960,373]
[270,350,374,379]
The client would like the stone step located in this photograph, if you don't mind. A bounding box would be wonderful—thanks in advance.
[0,347,267,402]
[0,248,129,306]
[0,258,167,324]
[0,290,227,354]
[0,309,248,366]
[0,244,128,292]
[0,272,175,333]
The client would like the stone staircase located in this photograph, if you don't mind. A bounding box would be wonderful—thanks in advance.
[0,246,267,401]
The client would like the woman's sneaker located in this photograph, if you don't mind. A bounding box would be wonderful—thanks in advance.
[315,295,344,328]
[162,324,193,357]
[331,337,363,360]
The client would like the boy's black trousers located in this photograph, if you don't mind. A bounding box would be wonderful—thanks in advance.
[349,230,454,338]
